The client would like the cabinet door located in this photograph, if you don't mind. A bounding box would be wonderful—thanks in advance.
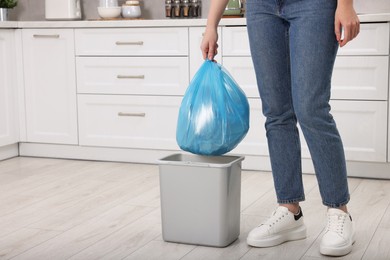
[0,30,18,147]
[189,27,221,79]
[337,23,389,56]
[231,98,268,156]
[300,100,387,163]
[78,95,181,150]
[222,56,259,98]
[22,29,78,144]
[222,26,250,57]
[332,56,388,100]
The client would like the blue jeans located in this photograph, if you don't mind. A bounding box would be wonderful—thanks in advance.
[246,0,350,208]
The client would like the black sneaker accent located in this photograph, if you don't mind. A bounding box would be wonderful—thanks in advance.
[294,207,303,221]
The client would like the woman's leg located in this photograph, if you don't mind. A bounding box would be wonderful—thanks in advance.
[285,0,354,256]
[246,0,305,207]
[286,0,350,208]
[245,0,306,248]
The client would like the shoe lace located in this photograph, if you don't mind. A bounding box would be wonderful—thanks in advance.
[326,213,347,235]
[263,209,289,227]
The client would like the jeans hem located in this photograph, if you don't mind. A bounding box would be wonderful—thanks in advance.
[322,196,350,208]
[277,196,305,204]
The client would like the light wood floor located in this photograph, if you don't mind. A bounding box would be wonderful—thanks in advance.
[0,157,389,260]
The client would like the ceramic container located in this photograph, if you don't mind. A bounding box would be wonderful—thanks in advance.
[97,6,122,19]
[122,1,141,18]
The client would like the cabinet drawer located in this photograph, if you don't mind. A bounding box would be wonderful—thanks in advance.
[78,95,181,150]
[76,57,189,95]
[75,28,188,56]
[222,26,250,56]
[222,23,390,56]
[224,56,389,101]
[300,100,387,163]
[337,23,389,56]
[332,56,388,100]
[232,99,387,162]
[222,56,259,98]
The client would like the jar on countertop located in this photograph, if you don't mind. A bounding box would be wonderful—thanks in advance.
[190,0,201,17]
[181,0,190,18]
[122,0,142,18]
[165,0,173,17]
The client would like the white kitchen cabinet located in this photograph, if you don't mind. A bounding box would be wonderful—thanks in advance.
[0,30,18,147]
[222,26,250,56]
[222,23,390,56]
[189,27,221,79]
[22,29,78,144]
[221,23,389,167]
[231,98,267,156]
[300,100,388,163]
[74,27,190,151]
[332,56,388,100]
[14,21,390,178]
[222,56,259,98]
[389,103,390,163]
[78,95,181,150]
[75,28,188,56]
[76,56,189,95]
[337,23,390,56]
[233,98,388,163]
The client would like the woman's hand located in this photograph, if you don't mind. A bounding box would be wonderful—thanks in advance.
[335,0,360,47]
[201,28,219,60]
[200,0,229,60]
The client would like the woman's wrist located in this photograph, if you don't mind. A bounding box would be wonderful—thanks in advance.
[337,0,353,8]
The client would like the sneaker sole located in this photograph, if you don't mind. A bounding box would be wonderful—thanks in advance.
[320,239,355,256]
[247,225,307,248]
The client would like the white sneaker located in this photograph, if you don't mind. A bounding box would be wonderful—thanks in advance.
[320,208,355,256]
[247,206,307,247]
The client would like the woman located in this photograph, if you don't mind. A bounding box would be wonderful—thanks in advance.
[201,0,359,256]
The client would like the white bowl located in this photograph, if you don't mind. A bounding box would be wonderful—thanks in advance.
[98,7,122,19]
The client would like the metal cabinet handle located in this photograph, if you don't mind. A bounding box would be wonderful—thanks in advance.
[33,34,60,38]
[118,112,146,117]
[117,75,145,79]
[115,41,144,45]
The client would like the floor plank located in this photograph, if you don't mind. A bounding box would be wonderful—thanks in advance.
[0,228,61,260]
[362,203,390,260]
[123,239,195,260]
[68,209,161,260]
[12,205,156,260]
[304,178,390,259]
[27,168,159,231]
[0,157,389,260]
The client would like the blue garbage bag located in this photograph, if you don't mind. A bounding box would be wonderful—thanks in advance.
[176,60,250,156]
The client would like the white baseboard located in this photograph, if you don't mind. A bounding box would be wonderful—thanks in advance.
[18,143,390,179]
[0,143,19,161]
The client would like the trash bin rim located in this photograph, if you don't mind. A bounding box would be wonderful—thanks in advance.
[157,153,245,168]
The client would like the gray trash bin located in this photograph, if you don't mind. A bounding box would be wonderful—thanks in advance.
[158,153,244,247]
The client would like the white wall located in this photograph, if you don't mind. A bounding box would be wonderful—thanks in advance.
[8,0,210,20]
[7,0,390,21]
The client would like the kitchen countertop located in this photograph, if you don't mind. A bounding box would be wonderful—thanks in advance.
[0,21,18,28]
[1,13,390,29]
